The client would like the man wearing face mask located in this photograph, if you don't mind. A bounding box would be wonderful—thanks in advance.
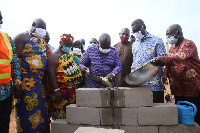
[88,38,99,47]
[131,19,167,103]
[72,40,83,60]
[13,18,51,132]
[152,24,200,125]
[114,28,133,87]
[47,34,83,119]
[79,38,85,53]
[80,33,122,88]
[0,10,21,133]
[43,31,55,51]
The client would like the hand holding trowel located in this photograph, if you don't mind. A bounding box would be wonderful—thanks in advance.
[82,66,112,87]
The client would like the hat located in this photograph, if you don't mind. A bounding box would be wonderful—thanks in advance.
[60,33,74,42]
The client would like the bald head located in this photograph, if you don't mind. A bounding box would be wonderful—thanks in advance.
[32,18,46,29]
[166,24,183,38]
[120,28,130,34]
[99,33,111,48]
[166,24,184,45]
[167,24,182,33]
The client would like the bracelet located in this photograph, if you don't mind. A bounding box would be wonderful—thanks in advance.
[112,73,116,77]
[54,88,60,92]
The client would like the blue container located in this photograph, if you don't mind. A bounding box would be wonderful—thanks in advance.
[177,101,197,125]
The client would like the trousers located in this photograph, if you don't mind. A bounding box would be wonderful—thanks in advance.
[0,96,12,133]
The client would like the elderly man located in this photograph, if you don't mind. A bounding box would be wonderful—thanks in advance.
[131,19,167,103]
[114,28,133,87]
[47,34,83,119]
[80,33,122,88]
[0,10,21,133]
[153,24,200,125]
[14,18,50,132]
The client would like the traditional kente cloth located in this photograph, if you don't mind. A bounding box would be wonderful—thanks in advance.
[14,37,51,133]
[51,52,83,119]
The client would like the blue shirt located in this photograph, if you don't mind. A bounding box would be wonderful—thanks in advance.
[79,44,122,88]
[0,36,21,101]
[131,32,167,91]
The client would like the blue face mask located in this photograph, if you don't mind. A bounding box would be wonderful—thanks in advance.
[61,46,71,53]
[82,45,85,49]
[0,24,1,29]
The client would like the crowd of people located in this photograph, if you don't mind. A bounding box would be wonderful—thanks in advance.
[0,10,200,133]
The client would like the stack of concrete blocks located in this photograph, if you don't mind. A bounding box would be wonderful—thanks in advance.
[52,87,200,133]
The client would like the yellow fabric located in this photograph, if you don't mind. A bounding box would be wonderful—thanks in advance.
[56,53,82,86]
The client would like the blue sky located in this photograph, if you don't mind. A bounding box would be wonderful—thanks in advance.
[1,0,200,56]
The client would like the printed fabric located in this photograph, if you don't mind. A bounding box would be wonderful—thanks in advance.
[131,32,167,91]
[14,37,51,133]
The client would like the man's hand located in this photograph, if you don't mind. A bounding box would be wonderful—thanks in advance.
[106,73,115,82]
[13,85,22,99]
[54,90,63,103]
[152,56,164,66]
[161,75,168,85]
[81,66,89,73]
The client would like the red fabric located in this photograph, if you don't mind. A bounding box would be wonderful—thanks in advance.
[163,39,200,97]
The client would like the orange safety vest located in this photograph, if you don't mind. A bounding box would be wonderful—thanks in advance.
[0,31,13,84]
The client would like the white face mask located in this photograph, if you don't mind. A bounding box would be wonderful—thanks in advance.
[133,31,145,40]
[99,47,110,54]
[166,31,179,44]
[73,47,82,55]
[32,28,46,39]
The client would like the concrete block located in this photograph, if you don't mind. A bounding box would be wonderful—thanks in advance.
[100,108,138,126]
[51,119,80,133]
[120,126,158,133]
[75,127,124,133]
[159,123,200,133]
[66,104,100,125]
[114,87,153,107]
[138,103,178,125]
[51,119,113,133]
[76,88,110,107]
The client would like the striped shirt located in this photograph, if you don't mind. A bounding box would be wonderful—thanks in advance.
[79,44,122,88]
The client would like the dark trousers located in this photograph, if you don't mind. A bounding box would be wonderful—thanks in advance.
[153,91,164,103]
[0,96,12,133]
[175,95,200,125]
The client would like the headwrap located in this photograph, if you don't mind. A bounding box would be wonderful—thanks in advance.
[60,33,74,42]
